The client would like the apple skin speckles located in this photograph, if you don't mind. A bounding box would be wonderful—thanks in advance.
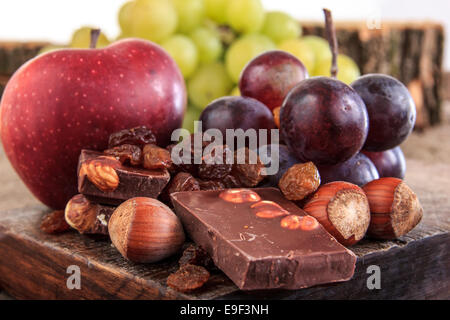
[0,39,186,209]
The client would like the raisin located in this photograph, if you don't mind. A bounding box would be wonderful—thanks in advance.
[167,264,210,293]
[199,180,226,191]
[169,172,201,193]
[104,144,142,166]
[160,172,201,205]
[231,148,266,187]
[108,126,157,148]
[222,174,242,188]
[40,210,71,234]
[279,162,321,201]
[168,139,198,175]
[142,144,173,170]
[179,245,215,270]
[198,145,232,180]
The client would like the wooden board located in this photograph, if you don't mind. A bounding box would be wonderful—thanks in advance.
[0,159,449,300]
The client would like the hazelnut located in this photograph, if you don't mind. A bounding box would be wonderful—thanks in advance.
[219,189,261,204]
[65,194,113,235]
[363,178,423,240]
[303,181,371,246]
[108,197,185,263]
[250,201,289,219]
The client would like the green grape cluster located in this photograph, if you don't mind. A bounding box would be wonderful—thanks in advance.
[53,0,362,133]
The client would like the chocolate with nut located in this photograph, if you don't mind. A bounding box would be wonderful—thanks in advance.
[78,150,170,205]
[171,188,356,291]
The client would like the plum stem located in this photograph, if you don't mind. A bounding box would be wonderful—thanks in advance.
[90,29,101,49]
[323,9,339,78]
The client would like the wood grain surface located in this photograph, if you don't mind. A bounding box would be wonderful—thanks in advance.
[0,159,448,300]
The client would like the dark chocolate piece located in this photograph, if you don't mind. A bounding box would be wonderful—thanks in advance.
[171,188,356,291]
[78,150,170,205]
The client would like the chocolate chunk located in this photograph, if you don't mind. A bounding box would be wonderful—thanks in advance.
[171,188,356,291]
[78,150,170,205]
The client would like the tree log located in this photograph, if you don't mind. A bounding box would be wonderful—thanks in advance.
[0,75,8,98]
[0,42,48,76]
[302,21,445,130]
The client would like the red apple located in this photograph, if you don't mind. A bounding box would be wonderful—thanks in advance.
[0,39,186,209]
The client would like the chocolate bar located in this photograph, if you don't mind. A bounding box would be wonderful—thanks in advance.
[171,188,356,291]
[78,150,170,205]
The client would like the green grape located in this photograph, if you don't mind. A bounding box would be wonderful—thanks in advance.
[182,106,202,133]
[278,38,315,74]
[314,54,361,85]
[230,86,240,96]
[226,0,265,34]
[130,0,178,43]
[301,35,332,72]
[70,27,110,48]
[225,34,276,83]
[261,11,301,43]
[162,35,198,79]
[38,45,67,55]
[118,1,135,35]
[189,27,223,64]
[173,0,205,34]
[188,62,233,109]
[204,0,228,24]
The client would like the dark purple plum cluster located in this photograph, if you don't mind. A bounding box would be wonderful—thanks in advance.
[194,51,415,187]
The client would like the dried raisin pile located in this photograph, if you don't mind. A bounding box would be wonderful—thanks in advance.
[167,139,198,175]
[167,264,210,293]
[168,173,201,193]
[40,210,71,234]
[142,144,173,170]
[108,126,157,148]
[279,162,321,201]
[104,144,142,166]
[222,175,241,188]
[199,180,226,191]
[198,145,232,180]
[231,148,266,187]
[160,172,201,204]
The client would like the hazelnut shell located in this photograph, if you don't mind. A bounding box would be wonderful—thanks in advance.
[109,197,185,263]
[363,178,423,240]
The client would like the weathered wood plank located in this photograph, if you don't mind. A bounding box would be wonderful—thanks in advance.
[0,159,448,300]
[0,42,48,76]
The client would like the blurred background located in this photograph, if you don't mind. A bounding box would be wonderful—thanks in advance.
[0,0,449,68]
[0,0,449,213]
